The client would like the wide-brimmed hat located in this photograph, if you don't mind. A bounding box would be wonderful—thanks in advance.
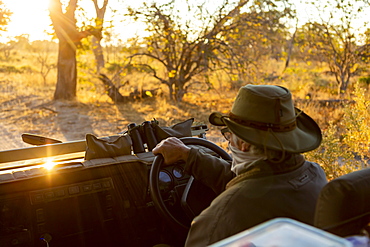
[209,84,322,153]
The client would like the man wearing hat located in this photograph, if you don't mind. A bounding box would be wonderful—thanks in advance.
[153,84,328,246]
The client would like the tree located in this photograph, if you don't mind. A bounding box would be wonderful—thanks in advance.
[49,0,107,100]
[91,0,108,72]
[49,0,90,100]
[127,0,250,102]
[0,1,12,33]
[295,0,370,95]
[224,0,294,82]
[0,35,31,59]
[31,40,57,85]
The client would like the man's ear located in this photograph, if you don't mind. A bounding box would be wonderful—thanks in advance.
[239,141,251,152]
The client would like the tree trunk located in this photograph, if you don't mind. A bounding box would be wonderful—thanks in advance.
[92,36,105,72]
[91,0,108,72]
[54,40,77,100]
[49,0,91,101]
[339,81,349,97]
[98,74,126,103]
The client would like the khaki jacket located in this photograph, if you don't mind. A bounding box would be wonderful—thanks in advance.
[184,148,328,247]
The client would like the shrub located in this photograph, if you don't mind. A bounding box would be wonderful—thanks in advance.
[305,82,370,179]
[359,76,370,86]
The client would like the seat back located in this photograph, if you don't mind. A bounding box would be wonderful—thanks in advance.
[314,168,370,237]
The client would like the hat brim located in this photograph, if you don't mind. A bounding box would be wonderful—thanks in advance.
[209,112,226,126]
[209,109,322,153]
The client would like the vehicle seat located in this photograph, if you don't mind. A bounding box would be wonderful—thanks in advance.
[314,167,370,237]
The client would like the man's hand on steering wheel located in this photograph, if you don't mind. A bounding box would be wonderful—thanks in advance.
[150,137,232,232]
[152,137,191,165]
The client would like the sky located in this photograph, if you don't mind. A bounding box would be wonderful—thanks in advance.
[0,0,138,42]
[1,0,52,42]
[0,0,211,43]
[0,0,368,43]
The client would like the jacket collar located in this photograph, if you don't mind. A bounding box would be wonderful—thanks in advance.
[226,154,305,189]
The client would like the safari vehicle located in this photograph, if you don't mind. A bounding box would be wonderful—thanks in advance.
[1,118,370,247]
[0,119,231,247]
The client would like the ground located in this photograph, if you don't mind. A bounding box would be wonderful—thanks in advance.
[0,94,225,152]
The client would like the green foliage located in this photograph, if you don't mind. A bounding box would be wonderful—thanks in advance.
[359,76,370,86]
[105,62,151,74]
[106,62,122,73]
[0,64,33,73]
[126,0,294,102]
[306,120,363,180]
[293,0,370,95]
[341,82,370,158]
[305,82,370,179]
[226,1,293,62]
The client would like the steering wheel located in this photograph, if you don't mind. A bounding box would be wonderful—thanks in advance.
[149,137,232,231]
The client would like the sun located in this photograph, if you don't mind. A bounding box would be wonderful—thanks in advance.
[43,158,56,170]
[2,0,52,42]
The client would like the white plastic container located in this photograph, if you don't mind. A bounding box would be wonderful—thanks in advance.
[209,218,352,247]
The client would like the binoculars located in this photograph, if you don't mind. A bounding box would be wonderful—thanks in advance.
[127,120,158,154]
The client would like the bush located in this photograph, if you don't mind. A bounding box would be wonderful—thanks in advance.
[305,82,370,179]
[359,76,370,86]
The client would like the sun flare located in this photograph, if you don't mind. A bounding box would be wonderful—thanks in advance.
[2,0,52,41]
[43,158,56,171]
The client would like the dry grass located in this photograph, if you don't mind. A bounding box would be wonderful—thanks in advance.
[0,67,233,149]
[0,65,344,148]
[1,48,369,179]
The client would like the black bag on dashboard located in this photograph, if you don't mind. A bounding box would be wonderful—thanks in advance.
[152,118,194,142]
[84,118,194,159]
[85,134,132,160]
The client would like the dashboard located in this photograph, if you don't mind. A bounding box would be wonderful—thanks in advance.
[0,123,222,247]
[0,154,190,247]
[159,163,187,193]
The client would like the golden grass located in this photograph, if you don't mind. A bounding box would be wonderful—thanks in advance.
[0,48,369,178]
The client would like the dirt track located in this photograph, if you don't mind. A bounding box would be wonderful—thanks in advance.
[0,97,225,152]
[0,120,28,151]
[0,97,120,152]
